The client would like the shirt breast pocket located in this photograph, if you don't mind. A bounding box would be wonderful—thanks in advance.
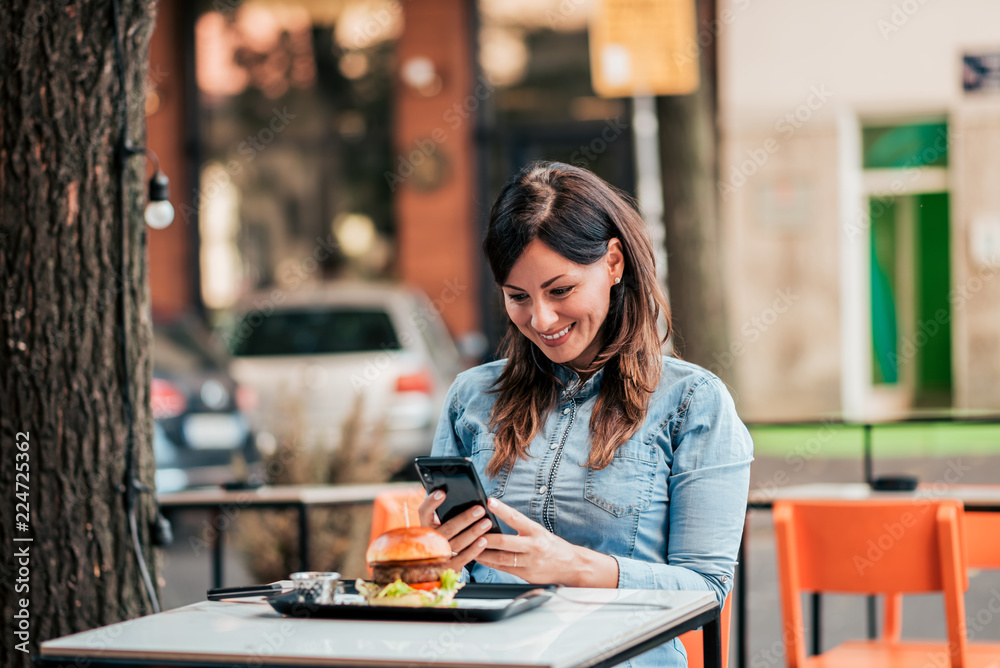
[584,439,658,517]
[470,432,509,499]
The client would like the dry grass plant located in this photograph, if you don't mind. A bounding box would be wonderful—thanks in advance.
[234,392,397,582]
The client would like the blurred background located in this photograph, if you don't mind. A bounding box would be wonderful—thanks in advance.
[143,0,1000,657]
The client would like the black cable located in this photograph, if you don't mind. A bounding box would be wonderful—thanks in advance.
[111,0,161,614]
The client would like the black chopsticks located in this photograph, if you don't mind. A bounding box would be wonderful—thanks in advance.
[207,583,283,601]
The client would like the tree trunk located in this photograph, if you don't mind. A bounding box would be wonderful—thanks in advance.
[657,0,729,376]
[1,1,160,664]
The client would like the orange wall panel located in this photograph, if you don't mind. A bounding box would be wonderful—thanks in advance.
[147,0,193,320]
[394,0,481,337]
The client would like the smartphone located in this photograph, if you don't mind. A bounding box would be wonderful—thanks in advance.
[413,456,504,534]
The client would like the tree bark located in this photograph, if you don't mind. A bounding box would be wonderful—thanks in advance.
[657,0,729,376]
[1,1,160,663]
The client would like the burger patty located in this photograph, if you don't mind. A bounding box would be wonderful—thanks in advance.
[371,561,447,586]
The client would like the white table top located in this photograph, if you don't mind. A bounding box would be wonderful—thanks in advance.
[40,589,717,668]
[158,482,422,507]
[748,482,1000,507]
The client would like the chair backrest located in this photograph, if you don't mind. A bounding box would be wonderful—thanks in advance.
[367,485,427,576]
[368,485,426,545]
[883,507,998,642]
[678,592,732,668]
[773,499,968,668]
[965,511,1000,569]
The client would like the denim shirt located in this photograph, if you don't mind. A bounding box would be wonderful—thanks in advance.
[431,356,753,668]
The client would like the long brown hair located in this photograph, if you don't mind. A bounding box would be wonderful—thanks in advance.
[482,161,671,475]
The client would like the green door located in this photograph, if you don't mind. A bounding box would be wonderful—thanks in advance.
[914,192,952,403]
[869,192,952,405]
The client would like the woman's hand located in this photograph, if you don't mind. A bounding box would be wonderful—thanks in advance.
[476,498,620,587]
[418,490,492,571]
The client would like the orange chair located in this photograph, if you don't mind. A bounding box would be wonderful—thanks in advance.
[679,592,733,668]
[965,511,1000,569]
[367,485,426,575]
[368,485,426,543]
[882,508,1000,644]
[773,498,1000,668]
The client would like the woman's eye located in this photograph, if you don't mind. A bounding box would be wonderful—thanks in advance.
[551,287,573,297]
[507,293,528,303]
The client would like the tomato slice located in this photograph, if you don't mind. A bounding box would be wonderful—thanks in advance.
[407,581,440,591]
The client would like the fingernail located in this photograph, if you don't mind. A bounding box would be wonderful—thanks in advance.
[433,491,444,500]
[479,519,492,530]
[477,538,487,547]
[487,498,496,507]
[472,505,485,517]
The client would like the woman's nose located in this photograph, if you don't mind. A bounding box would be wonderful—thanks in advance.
[531,299,558,331]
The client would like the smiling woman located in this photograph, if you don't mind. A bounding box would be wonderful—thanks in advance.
[417,161,754,668]
[500,239,622,371]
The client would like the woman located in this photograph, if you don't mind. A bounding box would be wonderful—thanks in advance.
[419,161,752,666]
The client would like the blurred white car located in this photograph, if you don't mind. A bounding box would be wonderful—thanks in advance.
[226,283,464,474]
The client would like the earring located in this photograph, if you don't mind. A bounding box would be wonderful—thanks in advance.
[614,277,621,285]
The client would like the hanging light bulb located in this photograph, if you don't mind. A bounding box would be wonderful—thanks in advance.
[145,169,174,229]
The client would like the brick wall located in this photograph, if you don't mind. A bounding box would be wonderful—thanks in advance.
[393,0,481,338]
[147,0,193,320]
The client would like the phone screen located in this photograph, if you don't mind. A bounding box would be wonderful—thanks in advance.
[413,456,504,534]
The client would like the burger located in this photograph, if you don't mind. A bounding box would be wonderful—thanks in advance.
[356,526,463,607]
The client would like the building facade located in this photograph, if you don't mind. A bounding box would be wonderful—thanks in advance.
[718,0,1000,418]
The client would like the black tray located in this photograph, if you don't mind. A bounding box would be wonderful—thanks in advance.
[267,582,558,622]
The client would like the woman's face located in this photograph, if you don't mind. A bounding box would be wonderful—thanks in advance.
[502,238,624,371]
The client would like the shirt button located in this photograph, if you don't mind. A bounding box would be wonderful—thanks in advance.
[562,407,571,415]
[549,443,558,450]
[538,485,548,495]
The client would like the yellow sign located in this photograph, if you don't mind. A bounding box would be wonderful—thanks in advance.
[589,0,700,97]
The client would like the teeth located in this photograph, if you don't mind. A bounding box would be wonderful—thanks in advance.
[540,324,572,340]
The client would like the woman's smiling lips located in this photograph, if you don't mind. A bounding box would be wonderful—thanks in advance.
[537,323,575,346]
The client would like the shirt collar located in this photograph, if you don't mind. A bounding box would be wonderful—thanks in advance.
[551,362,605,401]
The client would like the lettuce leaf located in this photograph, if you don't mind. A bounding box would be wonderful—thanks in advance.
[438,568,461,592]
[354,570,464,607]
[379,579,417,598]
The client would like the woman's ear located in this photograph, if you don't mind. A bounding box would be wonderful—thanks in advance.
[606,238,625,280]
